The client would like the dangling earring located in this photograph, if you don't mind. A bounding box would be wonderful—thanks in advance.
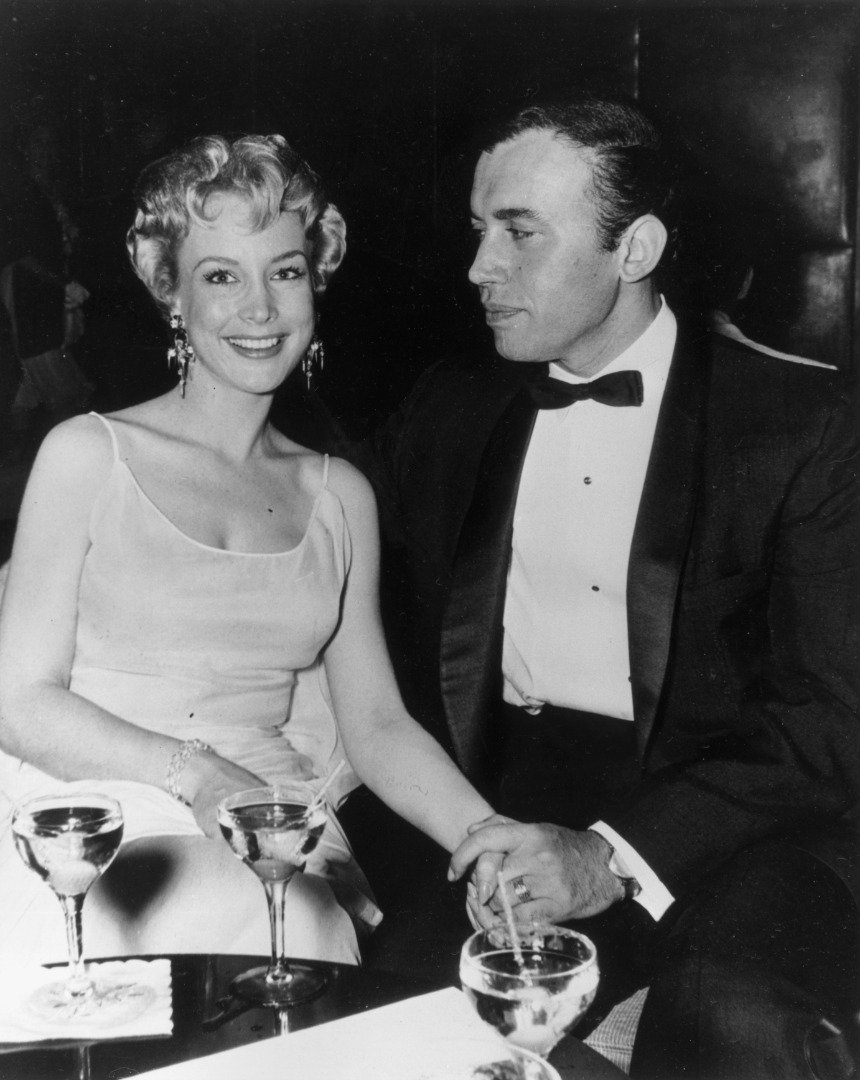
[167,313,195,397]
[302,336,324,391]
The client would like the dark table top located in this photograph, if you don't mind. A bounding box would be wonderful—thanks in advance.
[0,954,626,1080]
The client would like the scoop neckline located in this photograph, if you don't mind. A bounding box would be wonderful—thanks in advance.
[114,458,327,558]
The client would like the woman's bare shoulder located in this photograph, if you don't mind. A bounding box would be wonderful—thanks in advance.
[273,446,374,515]
[99,394,177,441]
[264,430,322,488]
[35,413,115,473]
[324,456,376,515]
[18,414,117,526]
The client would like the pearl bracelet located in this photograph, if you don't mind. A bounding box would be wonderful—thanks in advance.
[166,738,213,806]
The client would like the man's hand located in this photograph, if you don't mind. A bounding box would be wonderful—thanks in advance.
[449,820,624,926]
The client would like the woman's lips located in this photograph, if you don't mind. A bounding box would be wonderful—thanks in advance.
[226,335,285,358]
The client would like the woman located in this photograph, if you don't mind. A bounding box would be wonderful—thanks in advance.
[0,134,494,965]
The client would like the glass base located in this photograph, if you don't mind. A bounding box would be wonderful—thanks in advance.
[28,976,155,1024]
[230,964,327,1007]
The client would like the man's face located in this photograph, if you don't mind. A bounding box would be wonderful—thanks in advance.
[468,129,625,376]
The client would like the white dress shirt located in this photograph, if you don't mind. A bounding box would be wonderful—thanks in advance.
[502,299,676,918]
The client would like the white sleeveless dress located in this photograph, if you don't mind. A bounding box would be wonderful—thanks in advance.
[0,414,380,965]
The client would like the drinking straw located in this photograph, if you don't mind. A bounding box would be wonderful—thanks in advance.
[496,870,527,972]
[309,759,347,810]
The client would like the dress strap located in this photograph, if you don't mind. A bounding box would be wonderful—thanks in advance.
[321,453,330,490]
[88,411,121,462]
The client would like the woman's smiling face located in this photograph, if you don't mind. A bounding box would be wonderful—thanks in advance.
[171,192,315,396]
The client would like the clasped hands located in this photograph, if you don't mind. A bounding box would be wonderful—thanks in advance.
[448,815,625,929]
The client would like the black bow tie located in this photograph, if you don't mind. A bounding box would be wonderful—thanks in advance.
[527,368,644,409]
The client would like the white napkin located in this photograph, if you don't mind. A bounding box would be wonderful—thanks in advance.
[0,958,173,1041]
[132,986,559,1080]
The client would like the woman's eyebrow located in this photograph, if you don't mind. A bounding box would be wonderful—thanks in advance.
[192,254,239,271]
[192,249,307,272]
[270,249,308,262]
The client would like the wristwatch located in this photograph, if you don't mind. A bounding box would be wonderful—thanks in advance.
[606,845,642,901]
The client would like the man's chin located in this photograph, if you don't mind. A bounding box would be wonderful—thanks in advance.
[492,338,549,365]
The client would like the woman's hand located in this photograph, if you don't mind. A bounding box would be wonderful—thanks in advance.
[182,751,312,840]
[450,820,624,925]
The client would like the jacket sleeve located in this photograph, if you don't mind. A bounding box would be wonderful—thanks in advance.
[611,388,860,899]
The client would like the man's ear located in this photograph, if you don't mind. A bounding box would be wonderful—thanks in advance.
[617,215,667,283]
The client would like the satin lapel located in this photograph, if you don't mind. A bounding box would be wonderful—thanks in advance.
[628,325,711,753]
[440,387,538,778]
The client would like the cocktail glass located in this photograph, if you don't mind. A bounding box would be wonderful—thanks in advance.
[460,923,599,1059]
[217,784,327,1006]
[11,792,151,1022]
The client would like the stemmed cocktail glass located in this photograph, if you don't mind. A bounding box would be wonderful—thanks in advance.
[217,784,327,1006]
[11,792,151,1022]
[460,923,599,1060]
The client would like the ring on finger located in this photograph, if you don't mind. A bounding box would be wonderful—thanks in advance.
[511,876,532,904]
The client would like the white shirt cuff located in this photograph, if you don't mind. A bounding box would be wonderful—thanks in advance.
[589,821,674,921]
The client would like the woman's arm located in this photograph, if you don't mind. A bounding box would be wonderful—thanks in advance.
[0,416,263,838]
[323,458,494,853]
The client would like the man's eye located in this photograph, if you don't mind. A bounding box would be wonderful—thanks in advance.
[202,269,235,285]
[507,227,534,240]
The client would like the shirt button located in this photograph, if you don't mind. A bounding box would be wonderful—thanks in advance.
[591,585,600,592]
[583,477,592,484]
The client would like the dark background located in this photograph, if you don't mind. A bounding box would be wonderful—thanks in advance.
[1,0,857,553]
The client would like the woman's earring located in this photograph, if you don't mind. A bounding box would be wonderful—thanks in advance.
[302,336,324,391]
[167,313,195,397]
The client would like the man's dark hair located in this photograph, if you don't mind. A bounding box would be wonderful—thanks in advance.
[483,95,680,262]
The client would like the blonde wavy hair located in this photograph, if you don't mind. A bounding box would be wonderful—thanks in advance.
[127,134,346,308]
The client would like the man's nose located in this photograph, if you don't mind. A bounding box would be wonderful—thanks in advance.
[468,236,506,286]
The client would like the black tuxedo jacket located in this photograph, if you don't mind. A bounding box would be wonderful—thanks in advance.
[369,319,859,904]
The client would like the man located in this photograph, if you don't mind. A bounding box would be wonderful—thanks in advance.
[367,96,858,1078]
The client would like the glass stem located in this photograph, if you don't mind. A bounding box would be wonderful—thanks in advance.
[58,894,91,997]
[76,1044,92,1080]
[264,879,292,985]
